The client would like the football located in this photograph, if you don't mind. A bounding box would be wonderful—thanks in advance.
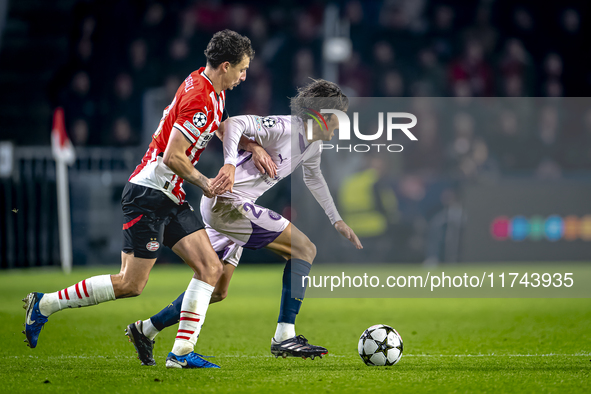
[358,324,403,366]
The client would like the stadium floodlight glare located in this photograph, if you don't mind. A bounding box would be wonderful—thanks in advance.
[323,37,352,62]
[0,141,14,178]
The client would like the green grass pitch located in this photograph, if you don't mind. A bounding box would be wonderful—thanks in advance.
[0,264,590,393]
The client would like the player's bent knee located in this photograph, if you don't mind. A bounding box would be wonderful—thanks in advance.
[307,241,317,263]
[208,259,224,279]
[301,237,317,262]
[292,238,317,263]
[190,256,224,283]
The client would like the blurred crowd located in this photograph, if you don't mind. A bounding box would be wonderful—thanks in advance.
[50,0,591,179]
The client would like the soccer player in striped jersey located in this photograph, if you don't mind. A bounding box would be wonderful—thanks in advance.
[126,80,363,364]
[23,30,254,369]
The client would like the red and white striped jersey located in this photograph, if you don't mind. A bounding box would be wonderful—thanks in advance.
[129,67,225,204]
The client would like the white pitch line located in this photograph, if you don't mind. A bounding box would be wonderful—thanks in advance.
[402,353,591,357]
[5,353,591,360]
[326,353,591,358]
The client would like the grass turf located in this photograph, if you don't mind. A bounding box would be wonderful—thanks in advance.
[0,264,590,393]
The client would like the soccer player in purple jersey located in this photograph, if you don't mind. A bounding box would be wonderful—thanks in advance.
[126,80,363,365]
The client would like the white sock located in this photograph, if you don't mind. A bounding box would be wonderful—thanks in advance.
[141,319,160,340]
[38,275,116,316]
[171,279,214,356]
[274,322,296,342]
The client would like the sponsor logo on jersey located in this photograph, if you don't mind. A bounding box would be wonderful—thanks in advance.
[193,112,207,128]
[184,120,201,137]
[268,210,282,220]
[146,241,160,252]
[262,117,276,128]
[254,116,263,133]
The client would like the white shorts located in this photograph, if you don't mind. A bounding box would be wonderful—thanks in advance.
[201,196,289,266]
[206,227,243,267]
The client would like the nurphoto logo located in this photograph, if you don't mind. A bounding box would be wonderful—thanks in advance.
[306,109,418,153]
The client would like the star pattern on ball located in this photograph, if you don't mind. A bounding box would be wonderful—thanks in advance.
[375,336,396,359]
[193,112,207,128]
[382,326,395,335]
[359,325,403,367]
[262,117,276,128]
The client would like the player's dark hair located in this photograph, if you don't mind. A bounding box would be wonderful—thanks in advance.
[204,29,254,68]
[290,79,348,121]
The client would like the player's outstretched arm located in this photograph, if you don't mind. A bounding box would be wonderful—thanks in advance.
[334,220,363,249]
[303,155,362,249]
[163,128,215,198]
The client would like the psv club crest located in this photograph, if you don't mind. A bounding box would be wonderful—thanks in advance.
[146,241,160,252]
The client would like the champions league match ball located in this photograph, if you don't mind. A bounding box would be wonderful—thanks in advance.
[358,324,403,366]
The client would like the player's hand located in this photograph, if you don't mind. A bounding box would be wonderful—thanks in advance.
[250,144,277,178]
[211,164,235,194]
[200,178,216,198]
[334,220,363,249]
